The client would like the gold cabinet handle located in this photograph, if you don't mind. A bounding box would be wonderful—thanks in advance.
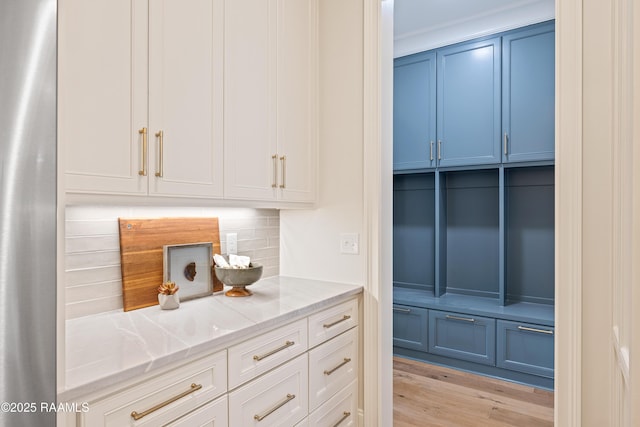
[445,314,475,323]
[279,155,286,189]
[333,411,352,427]
[430,141,434,161]
[393,307,411,313]
[504,132,508,155]
[155,130,164,177]
[253,340,295,361]
[271,154,278,188]
[323,315,351,329]
[138,127,148,176]
[437,140,442,160]
[254,393,296,421]
[324,357,351,376]
[131,383,202,420]
[518,325,554,335]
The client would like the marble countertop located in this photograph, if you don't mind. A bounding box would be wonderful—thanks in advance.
[60,276,363,402]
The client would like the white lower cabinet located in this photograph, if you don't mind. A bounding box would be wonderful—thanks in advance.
[68,298,360,427]
[228,318,308,389]
[308,327,358,411]
[229,354,309,426]
[79,350,227,427]
[165,395,228,427]
[308,380,358,427]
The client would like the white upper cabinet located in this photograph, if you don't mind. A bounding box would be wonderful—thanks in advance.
[224,0,317,204]
[60,0,223,198]
[147,0,224,198]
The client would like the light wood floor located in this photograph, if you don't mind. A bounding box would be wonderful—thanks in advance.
[393,356,554,427]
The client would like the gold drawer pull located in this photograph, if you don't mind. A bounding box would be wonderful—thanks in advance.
[279,155,286,188]
[324,358,352,376]
[253,340,295,361]
[271,154,278,188]
[254,393,296,421]
[155,130,164,177]
[138,127,148,176]
[333,411,352,427]
[518,325,554,335]
[323,315,351,329]
[445,314,475,323]
[130,383,202,420]
[393,307,411,313]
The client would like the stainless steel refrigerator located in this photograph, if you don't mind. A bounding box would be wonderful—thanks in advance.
[0,0,57,426]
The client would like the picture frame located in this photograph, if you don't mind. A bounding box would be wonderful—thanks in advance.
[163,242,213,301]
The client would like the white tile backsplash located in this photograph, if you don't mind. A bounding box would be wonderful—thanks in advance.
[64,205,280,319]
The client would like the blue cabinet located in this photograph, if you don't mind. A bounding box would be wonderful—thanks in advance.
[393,51,437,171]
[497,320,554,378]
[436,37,502,167]
[502,22,555,162]
[393,305,428,352]
[393,173,435,290]
[392,22,555,388]
[428,310,496,365]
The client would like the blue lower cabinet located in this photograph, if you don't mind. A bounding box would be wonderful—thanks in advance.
[428,310,496,365]
[393,305,428,352]
[497,320,554,378]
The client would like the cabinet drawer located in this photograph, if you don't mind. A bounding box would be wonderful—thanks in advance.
[308,380,357,427]
[228,318,308,389]
[308,327,358,411]
[80,350,227,427]
[308,299,358,348]
[229,354,308,427]
[428,310,496,365]
[165,395,227,427]
[497,320,554,378]
[393,305,428,352]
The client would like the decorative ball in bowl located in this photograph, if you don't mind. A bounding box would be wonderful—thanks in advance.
[214,263,263,297]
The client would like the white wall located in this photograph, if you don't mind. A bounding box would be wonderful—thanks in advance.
[280,0,365,286]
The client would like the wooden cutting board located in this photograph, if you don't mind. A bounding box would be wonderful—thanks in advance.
[118,217,223,311]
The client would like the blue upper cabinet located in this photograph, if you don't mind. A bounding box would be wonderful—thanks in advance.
[437,37,502,167]
[502,22,555,163]
[393,51,437,171]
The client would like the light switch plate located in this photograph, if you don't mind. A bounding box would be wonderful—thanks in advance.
[340,233,359,255]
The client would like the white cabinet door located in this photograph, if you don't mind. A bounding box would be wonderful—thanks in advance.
[308,380,358,427]
[224,0,278,201]
[229,354,309,427]
[60,0,148,195]
[308,327,358,411]
[228,318,308,389]
[61,0,222,199]
[80,351,227,427]
[148,0,223,198]
[224,0,317,203]
[276,0,317,203]
[165,395,228,427]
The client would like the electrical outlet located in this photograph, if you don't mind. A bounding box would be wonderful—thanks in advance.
[226,233,238,255]
[340,233,359,254]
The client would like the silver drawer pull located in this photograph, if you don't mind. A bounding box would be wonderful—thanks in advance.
[324,358,352,376]
[323,315,351,329]
[445,314,475,323]
[393,307,411,313]
[333,411,352,427]
[253,341,295,361]
[254,393,296,421]
[518,326,554,335]
[131,383,202,420]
